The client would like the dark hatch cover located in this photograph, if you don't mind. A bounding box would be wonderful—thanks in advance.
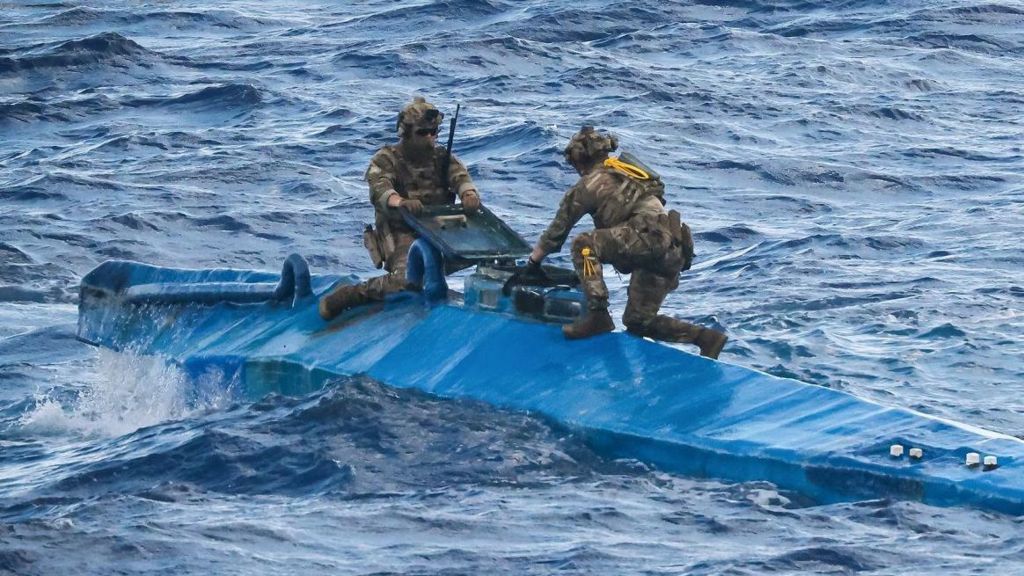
[401,205,531,266]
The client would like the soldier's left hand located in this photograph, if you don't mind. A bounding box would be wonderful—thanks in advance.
[461,191,481,213]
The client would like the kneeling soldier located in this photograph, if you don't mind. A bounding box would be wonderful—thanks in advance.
[527,126,727,358]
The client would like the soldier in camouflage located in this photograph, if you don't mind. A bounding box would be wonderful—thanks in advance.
[319,97,481,320]
[527,126,728,358]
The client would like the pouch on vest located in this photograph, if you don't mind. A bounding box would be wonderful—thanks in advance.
[363,224,385,269]
[668,210,695,271]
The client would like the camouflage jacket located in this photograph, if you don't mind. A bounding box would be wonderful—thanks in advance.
[365,144,477,233]
[537,167,666,254]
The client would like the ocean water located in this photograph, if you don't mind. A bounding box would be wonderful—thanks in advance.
[2,0,1023,574]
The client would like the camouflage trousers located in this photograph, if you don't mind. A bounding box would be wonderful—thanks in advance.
[572,219,703,344]
[354,231,416,301]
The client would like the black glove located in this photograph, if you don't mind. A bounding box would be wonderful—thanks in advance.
[400,198,424,215]
[524,257,546,280]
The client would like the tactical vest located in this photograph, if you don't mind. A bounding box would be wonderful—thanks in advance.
[378,145,450,206]
[371,144,453,245]
[601,153,695,272]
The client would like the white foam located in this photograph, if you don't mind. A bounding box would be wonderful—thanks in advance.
[20,348,233,438]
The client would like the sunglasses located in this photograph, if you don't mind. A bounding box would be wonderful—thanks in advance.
[415,127,439,136]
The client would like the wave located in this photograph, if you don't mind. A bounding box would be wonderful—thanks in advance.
[0,252,73,289]
[704,229,932,279]
[0,547,34,576]
[330,49,442,79]
[38,7,279,30]
[948,3,1024,17]
[912,173,1008,191]
[3,173,120,201]
[162,83,261,107]
[253,210,297,224]
[187,213,286,241]
[0,101,44,123]
[23,377,611,500]
[330,0,508,30]
[898,32,1020,54]
[105,212,160,231]
[699,224,764,244]
[699,160,845,188]
[917,322,967,339]
[761,546,878,572]
[134,9,278,29]
[854,104,926,122]
[913,3,1024,25]
[456,121,549,156]
[36,7,121,26]
[122,83,262,110]
[862,235,925,251]
[0,286,49,304]
[0,325,82,366]
[0,182,68,202]
[0,243,33,265]
[766,16,873,38]
[0,33,160,75]
[901,146,1020,163]
[500,7,663,44]
[0,94,121,124]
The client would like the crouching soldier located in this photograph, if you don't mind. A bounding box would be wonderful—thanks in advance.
[526,126,728,359]
[319,97,482,320]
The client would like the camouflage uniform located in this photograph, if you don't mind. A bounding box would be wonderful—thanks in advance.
[537,167,702,343]
[319,97,479,319]
[533,126,724,355]
[361,144,477,299]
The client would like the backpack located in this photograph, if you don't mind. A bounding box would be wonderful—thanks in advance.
[604,151,666,205]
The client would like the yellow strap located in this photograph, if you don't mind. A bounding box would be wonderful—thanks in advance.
[603,157,650,180]
[580,247,598,278]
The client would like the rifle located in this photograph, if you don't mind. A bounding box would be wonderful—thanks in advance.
[442,103,460,203]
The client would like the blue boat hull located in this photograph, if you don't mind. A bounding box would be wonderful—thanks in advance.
[77,259,1024,515]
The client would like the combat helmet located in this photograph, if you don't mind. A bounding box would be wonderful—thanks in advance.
[564,126,618,170]
[397,96,444,137]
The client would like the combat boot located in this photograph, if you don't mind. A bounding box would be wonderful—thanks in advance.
[695,328,728,359]
[318,284,369,320]
[563,309,615,340]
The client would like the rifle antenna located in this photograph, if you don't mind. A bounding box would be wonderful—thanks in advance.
[443,104,460,202]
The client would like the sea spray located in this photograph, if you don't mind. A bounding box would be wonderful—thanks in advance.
[20,348,233,438]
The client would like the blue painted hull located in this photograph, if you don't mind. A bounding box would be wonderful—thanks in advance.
[78,260,1024,515]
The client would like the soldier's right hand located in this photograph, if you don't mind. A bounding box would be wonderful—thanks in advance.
[522,256,547,281]
[400,198,424,215]
[526,256,543,276]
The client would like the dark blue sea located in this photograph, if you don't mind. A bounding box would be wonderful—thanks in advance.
[2,0,1023,573]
